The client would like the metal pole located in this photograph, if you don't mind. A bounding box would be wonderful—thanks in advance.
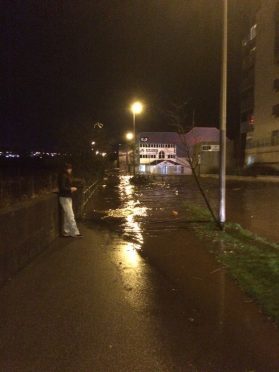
[133,112,136,175]
[219,0,228,228]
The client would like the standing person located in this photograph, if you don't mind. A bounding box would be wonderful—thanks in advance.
[58,163,82,238]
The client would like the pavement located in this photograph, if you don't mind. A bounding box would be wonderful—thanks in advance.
[1,222,279,371]
[1,173,279,371]
[0,225,207,372]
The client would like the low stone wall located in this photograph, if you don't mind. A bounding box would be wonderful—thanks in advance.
[0,193,60,287]
[0,178,93,287]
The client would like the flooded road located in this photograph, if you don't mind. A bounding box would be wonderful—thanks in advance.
[88,174,279,243]
[84,172,279,371]
[1,172,279,371]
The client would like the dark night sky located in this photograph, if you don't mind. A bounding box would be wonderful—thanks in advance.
[1,0,257,151]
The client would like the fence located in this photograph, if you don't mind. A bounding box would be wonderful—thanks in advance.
[0,172,57,209]
[0,169,101,212]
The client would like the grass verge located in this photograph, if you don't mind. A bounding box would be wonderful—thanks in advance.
[184,203,279,323]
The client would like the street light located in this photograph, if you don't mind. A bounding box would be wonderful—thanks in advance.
[219,0,228,229]
[131,102,143,115]
[126,132,134,141]
[130,101,143,175]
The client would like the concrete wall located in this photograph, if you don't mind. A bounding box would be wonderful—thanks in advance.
[0,180,87,287]
[0,193,60,287]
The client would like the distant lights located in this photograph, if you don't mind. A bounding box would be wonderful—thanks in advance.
[0,151,68,159]
[0,151,20,159]
[30,151,61,158]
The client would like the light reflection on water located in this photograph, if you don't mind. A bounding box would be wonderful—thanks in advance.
[120,242,141,268]
[106,175,148,252]
[109,176,150,309]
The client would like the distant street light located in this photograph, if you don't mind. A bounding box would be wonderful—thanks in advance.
[95,150,99,155]
[130,101,144,175]
[126,132,134,141]
[91,141,96,145]
[219,0,228,229]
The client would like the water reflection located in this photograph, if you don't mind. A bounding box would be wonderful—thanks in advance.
[122,242,141,268]
[106,175,148,252]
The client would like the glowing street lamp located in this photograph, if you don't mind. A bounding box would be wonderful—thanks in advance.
[126,132,134,141]
[91,141,96,145]
[131,101,143,115]
[130,101,143,175]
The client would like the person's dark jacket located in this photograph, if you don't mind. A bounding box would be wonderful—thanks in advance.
[58,172,73,198]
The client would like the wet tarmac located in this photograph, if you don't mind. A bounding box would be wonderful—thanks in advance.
[1,173,279,371]
[85,173,279,370]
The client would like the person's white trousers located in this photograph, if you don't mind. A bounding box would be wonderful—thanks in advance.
[59,197,80,236]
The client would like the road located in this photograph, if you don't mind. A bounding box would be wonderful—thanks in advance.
[1,173,279,371]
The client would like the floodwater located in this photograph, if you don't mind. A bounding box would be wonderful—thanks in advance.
[89,173,279,243]
[226,181,279,243]
[200,177,279,243]
[84,172,279,370]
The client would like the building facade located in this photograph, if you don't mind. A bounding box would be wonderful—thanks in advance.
[136,128,224,175]
[243,0,279,168]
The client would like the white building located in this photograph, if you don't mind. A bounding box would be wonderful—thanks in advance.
[137,128,223,175]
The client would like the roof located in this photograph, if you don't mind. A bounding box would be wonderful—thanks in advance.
[138,127,221,157]
[138,127,220,145]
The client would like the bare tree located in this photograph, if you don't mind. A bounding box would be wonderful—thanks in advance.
[165,102,219,227]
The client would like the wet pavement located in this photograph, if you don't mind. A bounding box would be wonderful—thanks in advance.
[1,173,279,371]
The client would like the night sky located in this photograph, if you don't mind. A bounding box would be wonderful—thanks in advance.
[1,0,257,151]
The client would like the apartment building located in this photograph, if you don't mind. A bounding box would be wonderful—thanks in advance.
[243,0,279,167]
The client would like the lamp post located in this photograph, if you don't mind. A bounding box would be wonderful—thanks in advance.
[125,132,134,173]
[219,0,228,229]
[130,101,143,175]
